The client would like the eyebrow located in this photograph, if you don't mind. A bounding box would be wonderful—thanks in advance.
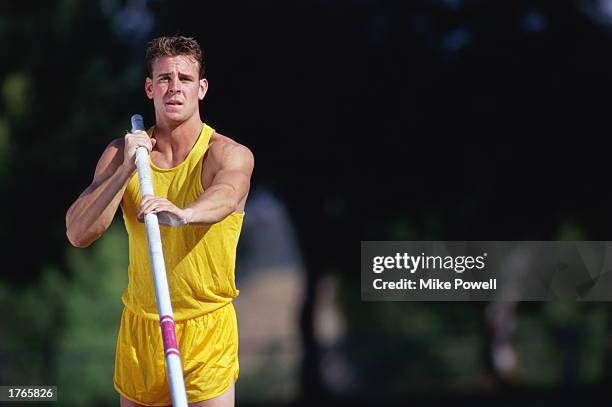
[156,72,196,80]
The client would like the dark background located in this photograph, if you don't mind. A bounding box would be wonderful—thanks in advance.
[2,0,612,405]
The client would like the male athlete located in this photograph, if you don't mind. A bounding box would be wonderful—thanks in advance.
[66,36,254,407]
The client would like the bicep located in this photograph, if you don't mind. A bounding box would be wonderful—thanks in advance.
[208,145,254,199]
[67,138,125,216]
[91,139,124,185]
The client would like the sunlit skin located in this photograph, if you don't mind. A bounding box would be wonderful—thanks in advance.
[145,55,207,130]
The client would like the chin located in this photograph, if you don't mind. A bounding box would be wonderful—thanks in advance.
[164,111,187,123]
[158,104,196,124]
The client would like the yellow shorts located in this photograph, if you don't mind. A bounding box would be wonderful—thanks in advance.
[114,303,239,406]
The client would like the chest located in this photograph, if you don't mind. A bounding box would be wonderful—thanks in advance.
[146,145,219,191]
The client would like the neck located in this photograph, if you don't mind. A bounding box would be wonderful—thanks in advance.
[154,113,203,143]
[152,114,203,164]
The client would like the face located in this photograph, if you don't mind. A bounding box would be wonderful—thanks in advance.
[145,55,207,124]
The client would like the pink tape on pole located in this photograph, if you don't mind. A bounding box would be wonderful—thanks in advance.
[160,315,179,356]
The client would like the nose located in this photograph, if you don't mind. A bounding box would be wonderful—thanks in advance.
[169,77,181,94]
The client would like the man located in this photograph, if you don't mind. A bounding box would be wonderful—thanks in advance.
[66,35,253,407]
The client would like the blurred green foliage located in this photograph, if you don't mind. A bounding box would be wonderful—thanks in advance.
[339,275,610,398]
[0,225,127,406]
[0,1,145,284]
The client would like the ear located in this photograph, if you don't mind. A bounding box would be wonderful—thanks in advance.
[145,77,153,100]
[199,78,208,100]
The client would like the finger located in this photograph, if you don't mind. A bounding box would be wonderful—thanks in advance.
[140,198,167,217]
[154,205,176,215]
[139,205,168,222]
[141,195,166,206]
[137,136,153,153]
[138,198,156,219]
[137,205,159,221]
[127,133,154,153]
[146,201,178,218]
[139,194,156,206]
[138,202,156,219]
[145,137,154,152]
[138,199,152,216]
[143,196,166,207]
[125,131,148,142]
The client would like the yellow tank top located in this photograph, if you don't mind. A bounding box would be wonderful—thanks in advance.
[120,123,244,321]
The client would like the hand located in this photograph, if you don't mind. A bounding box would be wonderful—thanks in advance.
[137,195,193,226]
[123,130,156,171]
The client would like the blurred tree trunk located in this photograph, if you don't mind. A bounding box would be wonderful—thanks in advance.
[299,264,328,400]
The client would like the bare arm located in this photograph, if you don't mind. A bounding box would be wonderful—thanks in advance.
[66,132,155,247]
[186,143,254,224]
[137,143,254,226]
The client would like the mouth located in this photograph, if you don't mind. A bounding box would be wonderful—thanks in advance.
[165,100,183,106]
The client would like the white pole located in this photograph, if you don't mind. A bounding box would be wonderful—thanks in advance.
[131,114,189,407]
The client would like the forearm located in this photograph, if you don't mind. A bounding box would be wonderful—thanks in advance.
[184,184,240,226]
[66,164,134,247]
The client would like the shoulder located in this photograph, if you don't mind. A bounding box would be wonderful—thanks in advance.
[208,131,254,169]
[97,137,124,162]
[107,137,125,152]
[90,138,125,180]
[100,138,126,164]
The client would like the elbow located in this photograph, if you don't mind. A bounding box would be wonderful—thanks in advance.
[66,229,92,248]
[229,198,241,214]
[221,196,242,220]
[66,216,85,247]
[66,222,97,248]
[66,211,85,247]
[66,213,107,248]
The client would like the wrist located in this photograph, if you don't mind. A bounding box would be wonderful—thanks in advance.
[182,207,194,225]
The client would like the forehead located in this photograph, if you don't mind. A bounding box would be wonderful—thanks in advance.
[151,55,199,76]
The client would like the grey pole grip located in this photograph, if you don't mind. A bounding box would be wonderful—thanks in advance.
[131,114,145,132]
